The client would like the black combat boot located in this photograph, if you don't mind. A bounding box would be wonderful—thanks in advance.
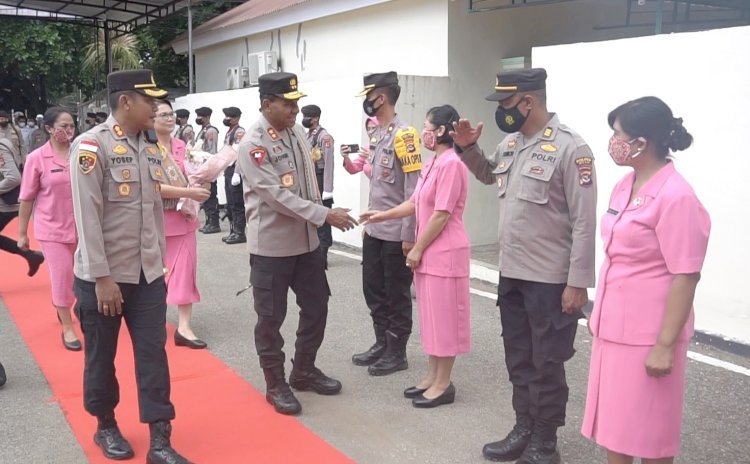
[146,421,192,464]
[224,232,246,245]
[289,357,342,395]
[368,330,408,376]
[515,420,561,464]
[264,367,302,415]
[93,412,134,460]
[482,415,534,462]
[0,361,5,387]
[352,331,386,366]
[200,219,220,234]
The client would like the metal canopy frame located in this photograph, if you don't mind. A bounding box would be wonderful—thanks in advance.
[0,1,191,38]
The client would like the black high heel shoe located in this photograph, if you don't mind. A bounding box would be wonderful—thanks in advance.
[174,331,207,349]
[61,332,82,351]
[412,383,455,408]
[403,385,428,399]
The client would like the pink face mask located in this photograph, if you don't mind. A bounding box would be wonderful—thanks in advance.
[608,135,636,164]
[421,129,437,152]
[52,127,75,144]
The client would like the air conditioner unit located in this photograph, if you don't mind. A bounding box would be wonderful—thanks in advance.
[248,51,279,85]
[226,67,241,90]
[239,67,250,88]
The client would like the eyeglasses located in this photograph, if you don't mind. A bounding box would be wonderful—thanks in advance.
[156,112,175,120]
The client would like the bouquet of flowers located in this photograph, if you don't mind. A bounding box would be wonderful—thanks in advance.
[187,144,239,185]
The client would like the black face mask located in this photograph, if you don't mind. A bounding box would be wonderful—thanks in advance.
[363,96,383,117]
[0,121,8,128]
[495,98,530,133]
[196,117,204,126]
[223,118,232,127]
[301,117,313,129]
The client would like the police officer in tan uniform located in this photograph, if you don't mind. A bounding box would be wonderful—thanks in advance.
[0,110,27,168]
[350,72,422,376]
[70,69,192,464]
[220,106,247,245]
[174,109,194,145]
[194,106,221,234]
[301,104,335,268]
[451,68,596,464]
[236,72,357,416]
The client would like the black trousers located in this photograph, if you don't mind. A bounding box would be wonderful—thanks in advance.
[74,275,175,424]
[317,198,333,249]
[362,233,413,339]
[497,276,580,427]
[249,248,330,369]
[0,210,22,255]
[224,164,246,235]
[202,181,219,223]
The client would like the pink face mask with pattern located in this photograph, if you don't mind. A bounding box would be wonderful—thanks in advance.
[608,135,639,164]
[52,127,75,144]
[421,129,437,152]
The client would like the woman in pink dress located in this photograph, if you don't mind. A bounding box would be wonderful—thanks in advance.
[17,107,81,351]
[361,105,470,408]
[582,97,710,464]
[153,100,211,349]
[340,117,377,178]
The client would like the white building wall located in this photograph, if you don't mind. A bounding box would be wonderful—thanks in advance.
[533,25,750,345]
[194,0,448,92]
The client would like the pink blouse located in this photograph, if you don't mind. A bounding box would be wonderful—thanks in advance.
[343,155,372,178]
[590,162,710,345]
[163,138,200,237]
[19,142,76,243]
[410,149,470,277]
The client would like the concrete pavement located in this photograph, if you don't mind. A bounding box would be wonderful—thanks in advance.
[1,230,749,463]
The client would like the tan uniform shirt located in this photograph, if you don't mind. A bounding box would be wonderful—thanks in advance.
[236,115,329,257]
[459,114,597,288]
[307,127,335,195]
[0,124,27,167]
[365,116,422,242]
[70,116,167,284]
[0,139,21,213]
[28,128,47,152]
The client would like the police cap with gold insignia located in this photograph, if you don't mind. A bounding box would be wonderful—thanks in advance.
[195,107,212,117]
[175,109,190,118]
[486,68,547,102]
[223,107,242,118]
[356,71,399,97]
[259,72,306,100]
[301,105,321,117]
[107,69,168,99]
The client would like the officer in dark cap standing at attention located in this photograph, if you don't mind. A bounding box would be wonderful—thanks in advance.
[220,106,247,245]
[301,104,335,268]
[350,71,422,376]
[95,112,109,125]
[451,68,596,464]
[193,106,221,234]
[236,72,358,416]
[70,69,192,464]
[174,109,194,146]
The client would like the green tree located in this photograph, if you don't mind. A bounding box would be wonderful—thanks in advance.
[82,31,142,75]
[0,19,97,113]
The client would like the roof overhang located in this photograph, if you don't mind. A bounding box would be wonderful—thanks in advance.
[171,0,393,54]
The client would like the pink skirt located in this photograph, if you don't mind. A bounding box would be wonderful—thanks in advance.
[165,231,201,305]
[39,240,76,308]
[581,337,689,458]
[413,272,471,357]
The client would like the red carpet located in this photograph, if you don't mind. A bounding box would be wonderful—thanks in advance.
[0,219,354,463]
